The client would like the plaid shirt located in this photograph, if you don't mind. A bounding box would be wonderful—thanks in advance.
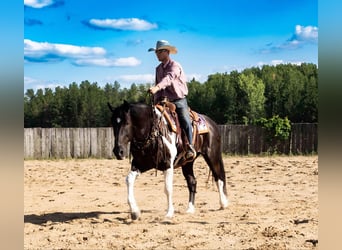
[154,59,188,103]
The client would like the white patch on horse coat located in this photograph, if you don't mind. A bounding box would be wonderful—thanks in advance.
[154,106,177,218]
[186,202,195,214]
[217,179,229,208]
[126,170,140,216]
[116,117,121,124]
[164,168,174,218]
[161,123,177,218]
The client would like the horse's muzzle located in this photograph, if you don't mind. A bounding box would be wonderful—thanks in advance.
[113,146,126,160]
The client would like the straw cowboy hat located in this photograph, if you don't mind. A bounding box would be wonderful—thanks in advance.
[148,40,178,54]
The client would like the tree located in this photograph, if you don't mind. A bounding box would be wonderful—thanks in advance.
[23,63,318,127]
[62,83,81,127]
[237,73,265,124]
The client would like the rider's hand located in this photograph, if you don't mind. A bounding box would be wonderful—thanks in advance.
[149,85,160,95]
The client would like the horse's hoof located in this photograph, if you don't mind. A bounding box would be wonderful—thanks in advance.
[186,207,195,214]
[165,210,174,218]
[220,200,229,209]
[131,211,141,220]
[186,203,195,214]
[165,213,174,218]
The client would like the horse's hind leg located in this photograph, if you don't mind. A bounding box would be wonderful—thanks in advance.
[203,154,229,209]
[182,162,197,213]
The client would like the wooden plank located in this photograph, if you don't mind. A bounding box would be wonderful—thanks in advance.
[97,128,105,158]
[72,128,80,158]
[55,128,63,158]
[313,123,318,153]
[105,127,114,159]
[90,128,98,158]
[33,128,42,159]
[24,128,34,159]
[64,128,71,158]
[83,128,91,158]
[291,124,299,154]
[41,128,51,158]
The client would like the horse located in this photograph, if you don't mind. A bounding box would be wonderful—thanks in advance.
[108,100,228,220]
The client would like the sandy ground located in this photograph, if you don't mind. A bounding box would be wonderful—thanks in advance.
[24,155,318,250]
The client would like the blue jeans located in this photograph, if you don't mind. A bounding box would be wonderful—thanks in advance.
[173,98,192,145]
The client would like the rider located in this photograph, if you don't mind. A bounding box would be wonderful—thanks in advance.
[148,40,196,161]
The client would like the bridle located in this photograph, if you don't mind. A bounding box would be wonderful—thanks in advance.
[129,95,171,172]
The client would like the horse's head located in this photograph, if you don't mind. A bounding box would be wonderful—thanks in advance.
[108,100,132,160]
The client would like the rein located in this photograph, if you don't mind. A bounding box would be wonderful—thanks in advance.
[131,94,161,150]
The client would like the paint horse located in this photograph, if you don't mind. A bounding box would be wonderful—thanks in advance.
[108,100,228,220]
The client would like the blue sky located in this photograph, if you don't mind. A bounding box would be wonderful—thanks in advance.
[24,0,318,92]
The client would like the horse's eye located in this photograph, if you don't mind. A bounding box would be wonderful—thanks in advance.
[116,117,121,124]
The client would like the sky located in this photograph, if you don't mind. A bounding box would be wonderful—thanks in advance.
[24,0,318,93]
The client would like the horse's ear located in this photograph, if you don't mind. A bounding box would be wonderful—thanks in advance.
[107,102,114,112]
[123,100,130,112]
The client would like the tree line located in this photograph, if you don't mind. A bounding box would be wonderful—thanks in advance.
[24,63,317,128]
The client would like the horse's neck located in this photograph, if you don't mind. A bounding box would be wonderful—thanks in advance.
[130,105,153,139]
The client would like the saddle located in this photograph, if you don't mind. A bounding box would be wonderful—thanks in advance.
[155,102,178,133]
[154,100,210,168]
[155,101,209,145]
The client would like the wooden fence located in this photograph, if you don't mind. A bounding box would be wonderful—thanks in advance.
[24,124,317,159]
[218,123,317,155]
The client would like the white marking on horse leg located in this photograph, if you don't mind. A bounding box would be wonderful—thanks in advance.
[164,167,174,218]
[216,179,229,209]
[186,202,195,214]
[126,170,140,220]
[161,130,177,218]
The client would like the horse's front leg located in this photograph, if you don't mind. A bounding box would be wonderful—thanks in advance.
[126,170,141,220]
[164,167,174,218]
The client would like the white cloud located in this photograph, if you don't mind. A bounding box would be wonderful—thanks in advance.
[24,39,105,60]
[186,73,205,82]
[24,0,54,8]
[24,76,62,93]
[117,74,154,83]
[294,25,318,42]
[74,57,141,67]
[260,25,318,54]
[115,73,206,84]
[24,39,141,67]
[88,18,158,31]
[270,60,285,65]
[24,76,38,85]
[257,60,303,67]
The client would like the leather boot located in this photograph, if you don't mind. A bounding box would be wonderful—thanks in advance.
[185,144,196,160]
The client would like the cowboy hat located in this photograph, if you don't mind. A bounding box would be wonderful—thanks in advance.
[148,40,177,54]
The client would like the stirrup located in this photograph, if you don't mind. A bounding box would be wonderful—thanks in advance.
[185,145,196,160]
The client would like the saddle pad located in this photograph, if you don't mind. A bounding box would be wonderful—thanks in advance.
[194,114,209,134]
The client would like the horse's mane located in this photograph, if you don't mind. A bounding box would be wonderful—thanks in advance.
[128,102,153,122]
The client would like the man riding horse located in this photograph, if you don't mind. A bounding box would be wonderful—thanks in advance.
[148,40,196,161]
[108,40,229,220]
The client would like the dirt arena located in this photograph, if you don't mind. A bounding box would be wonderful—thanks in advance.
[24,155,318,249]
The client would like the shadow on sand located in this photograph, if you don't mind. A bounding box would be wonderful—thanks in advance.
[24,211,125,225]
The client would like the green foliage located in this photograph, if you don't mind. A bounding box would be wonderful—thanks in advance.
[254,115,291,140]
[24,63,318,127]
[237,73,265,124]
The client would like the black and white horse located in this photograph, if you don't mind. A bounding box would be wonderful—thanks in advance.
[108,101,228,220]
